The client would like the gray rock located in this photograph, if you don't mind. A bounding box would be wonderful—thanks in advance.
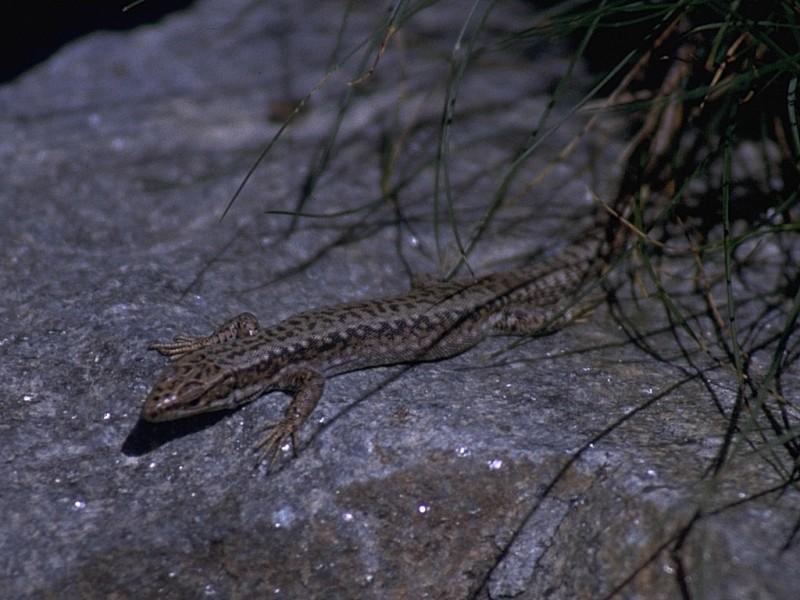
[1,1,797,599]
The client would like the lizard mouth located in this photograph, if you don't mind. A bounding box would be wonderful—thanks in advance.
[140,377,210,422]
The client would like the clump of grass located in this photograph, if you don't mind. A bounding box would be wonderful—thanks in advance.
[520,0,800,568]
[499,0,800,589]
[583,2,800,478]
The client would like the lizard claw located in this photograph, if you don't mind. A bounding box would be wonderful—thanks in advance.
[252,419,297,471]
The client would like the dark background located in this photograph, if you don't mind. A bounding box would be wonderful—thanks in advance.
[2,0,196,82]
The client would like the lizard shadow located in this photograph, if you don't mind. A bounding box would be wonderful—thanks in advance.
[121,411,236,457]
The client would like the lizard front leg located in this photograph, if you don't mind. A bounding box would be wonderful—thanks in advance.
[149,312,261,359]
[253,367,326,468]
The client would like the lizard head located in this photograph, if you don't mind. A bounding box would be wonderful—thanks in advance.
[140,354,237,422]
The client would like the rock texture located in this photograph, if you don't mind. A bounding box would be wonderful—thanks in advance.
[2,1,797,598]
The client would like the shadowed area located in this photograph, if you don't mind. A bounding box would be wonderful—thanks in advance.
[121,411,234,457]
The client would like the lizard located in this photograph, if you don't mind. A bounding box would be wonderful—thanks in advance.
[140,223,621,467]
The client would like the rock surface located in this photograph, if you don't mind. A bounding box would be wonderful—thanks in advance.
[2,1,797,599]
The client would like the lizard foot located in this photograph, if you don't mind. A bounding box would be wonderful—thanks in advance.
[149,313,261,360]
[252,419,298,471]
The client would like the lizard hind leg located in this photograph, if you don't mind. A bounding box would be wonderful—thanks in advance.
[492,297,599,336]
[494,304,575,335]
